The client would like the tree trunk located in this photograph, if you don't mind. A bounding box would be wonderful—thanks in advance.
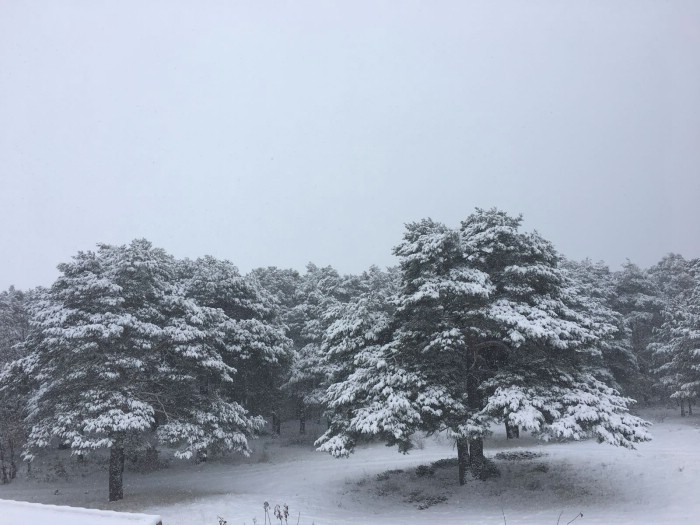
[8,439,16,480]
[272,412,281,435]
[505,421,520,439]
[689,400,693,416]
[0,442,7,484]
[457,438,469,486]
[299,401,306,435]
[465,370,486,480]
[469,437,485,480]
[681,399,686,417]
[109,443,125,502]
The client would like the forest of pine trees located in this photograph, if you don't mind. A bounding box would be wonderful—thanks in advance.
[0,209,697,499]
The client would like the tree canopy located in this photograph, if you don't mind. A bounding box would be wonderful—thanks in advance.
[317,209,651,482]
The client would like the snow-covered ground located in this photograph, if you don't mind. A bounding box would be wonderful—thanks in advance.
[1,408,698,525]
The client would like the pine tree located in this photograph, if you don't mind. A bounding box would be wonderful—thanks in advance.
[249,266,307,432]
[458,210,648,479]
[650,254,695,300]
[283,264,357,433]
[0,287,31,366]
[650,257,699,415]
[317,265,400,451]
[0,286,31,483]
[563,259,638,395]
[9,240,265,501]
[611,261,665,402]
[318,209,651,485]
[249,267,303,316]
[178,256,291,432]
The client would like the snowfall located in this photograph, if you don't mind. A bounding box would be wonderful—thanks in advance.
[1,407,698,525]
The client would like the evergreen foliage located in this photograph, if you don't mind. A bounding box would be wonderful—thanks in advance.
[610,261,665,401]
[650,256,700,413]
[178,257,292,419]
[0,286,31,483]
[284,264,358,411]
[0,287,31,366]
[6,217,698,497]
[562,259,638,394]
[317,209,651,483]
[0,241,275,499]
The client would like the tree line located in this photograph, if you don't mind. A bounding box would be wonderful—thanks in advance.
[0,209,697,499]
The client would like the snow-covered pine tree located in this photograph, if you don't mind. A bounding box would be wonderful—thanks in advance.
[649,254,695,300]
[562,259,638,395]
[249,267,304,318]
[611,261,665,402]
[178,256,291,433]
[650,257,699,415]
[248,266,307,432]
[316,265,401,453]
[283,264,357,433]
[391,217,497,481]
[318,209,651,485]
[0,286,31,366]
[466,211,650,474]
[319,217,497,483]
[0,286,32,483]
[12,240,264,501]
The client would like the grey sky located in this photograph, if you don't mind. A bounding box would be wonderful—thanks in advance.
[1,1,699,291]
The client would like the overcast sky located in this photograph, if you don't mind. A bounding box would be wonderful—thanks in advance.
[1,1,699,290]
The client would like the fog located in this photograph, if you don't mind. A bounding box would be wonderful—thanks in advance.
[1,0,698,290]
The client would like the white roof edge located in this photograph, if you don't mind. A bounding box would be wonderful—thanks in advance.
[0,499,163,525]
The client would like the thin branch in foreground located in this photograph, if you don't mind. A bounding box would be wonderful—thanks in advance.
[567,512,584,525]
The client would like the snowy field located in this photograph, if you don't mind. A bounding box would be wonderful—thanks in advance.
[1,408,698,525]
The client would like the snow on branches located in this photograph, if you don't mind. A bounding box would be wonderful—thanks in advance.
[317,209,651,476]
[12,240,277,465]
